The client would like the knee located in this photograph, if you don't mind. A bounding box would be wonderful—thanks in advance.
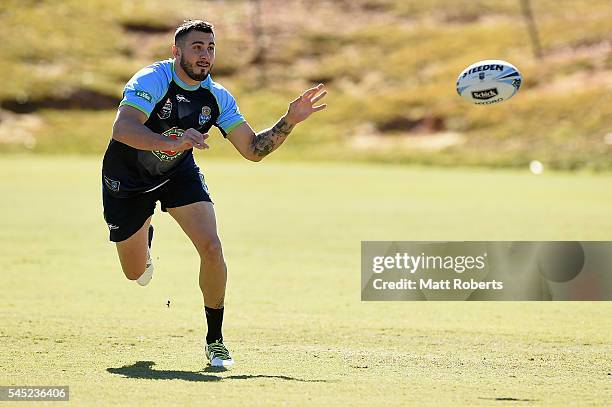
[125,272,140,281]
[123,265,145,281]
[119,257,146,280]
[196,235,223,259]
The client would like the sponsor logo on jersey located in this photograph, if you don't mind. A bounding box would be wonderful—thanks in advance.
[478,72,485,80]
[135,90,152,102]
[103,175,120,192]
[157,98,172,120]
[153,127,185,161]
[471,88,499,100]
[199,106,212,126]
[176,94,190,103]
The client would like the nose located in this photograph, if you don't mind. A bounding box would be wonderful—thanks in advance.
[200,49,211,61]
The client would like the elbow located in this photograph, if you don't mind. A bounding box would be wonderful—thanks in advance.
[244,152,264,162]
[111,121,125,143]
[249,155,264,162]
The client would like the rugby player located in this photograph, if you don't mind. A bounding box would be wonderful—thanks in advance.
[102,20,327,367]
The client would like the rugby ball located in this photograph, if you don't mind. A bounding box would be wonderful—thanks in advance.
[456,59,522,105]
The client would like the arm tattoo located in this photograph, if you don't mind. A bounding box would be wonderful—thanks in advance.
[251,116,295,158]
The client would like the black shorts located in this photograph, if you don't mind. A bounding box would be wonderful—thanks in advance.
[102,168,212,242]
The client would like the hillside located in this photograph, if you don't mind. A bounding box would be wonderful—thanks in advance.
[1,0,611,170]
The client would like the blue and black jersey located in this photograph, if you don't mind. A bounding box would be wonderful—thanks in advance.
[102,59,245,197]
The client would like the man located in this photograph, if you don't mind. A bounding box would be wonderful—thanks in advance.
[102,20,327,367]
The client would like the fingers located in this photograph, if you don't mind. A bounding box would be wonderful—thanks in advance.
[288,83,328,122]
[184,128,204,142]
[310,90,327,104]
[191,141,209,150]
[302,88,316,98]
[193,132,205,146]
[184,135,201,149]
[302,83,325,99]
[181,129,209,150]
[191,135,209,150]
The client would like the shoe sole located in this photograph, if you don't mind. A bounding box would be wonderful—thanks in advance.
[209,359,235,367]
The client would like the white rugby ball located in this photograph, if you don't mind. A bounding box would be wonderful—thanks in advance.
[456,59,522,105]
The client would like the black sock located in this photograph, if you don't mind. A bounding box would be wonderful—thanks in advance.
[204,306,224,344]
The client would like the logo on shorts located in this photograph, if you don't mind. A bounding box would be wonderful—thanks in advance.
[199,106,212,126]
[106,223,119,230]
[153,127,185,161]
[103,175,120,192]
[199,172,209,194]
[157,98,172,120]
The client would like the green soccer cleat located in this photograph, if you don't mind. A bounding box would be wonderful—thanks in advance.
[205,340,235,367]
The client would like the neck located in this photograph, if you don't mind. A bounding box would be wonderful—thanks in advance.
[173,58,200,86]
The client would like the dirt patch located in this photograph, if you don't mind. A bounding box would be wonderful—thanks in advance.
[531,69,612,95]
[376,115,445,133]
[1,89,119,114]
[122,22,173,34]
[545,37,611,64]
[351,123,464,151]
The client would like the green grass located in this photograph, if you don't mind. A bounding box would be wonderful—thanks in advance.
[1,156,611,405]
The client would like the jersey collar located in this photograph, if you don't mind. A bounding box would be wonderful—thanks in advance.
[171,59,208,91]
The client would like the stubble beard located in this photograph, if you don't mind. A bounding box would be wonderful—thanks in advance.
[180,55,211,82]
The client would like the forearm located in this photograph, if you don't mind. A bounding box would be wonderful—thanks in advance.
[251,114,296,159]
[112,119,174,151]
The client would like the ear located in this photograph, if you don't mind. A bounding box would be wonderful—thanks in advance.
[172,44,181,59]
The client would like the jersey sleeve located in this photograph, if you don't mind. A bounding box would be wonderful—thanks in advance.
[214,87,246,137]
[119,64,169,117]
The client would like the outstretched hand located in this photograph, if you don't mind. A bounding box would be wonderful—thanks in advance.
[285,84,328,125]
[170,128,210,152]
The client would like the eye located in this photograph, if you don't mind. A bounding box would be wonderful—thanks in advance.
[208,46,215,52]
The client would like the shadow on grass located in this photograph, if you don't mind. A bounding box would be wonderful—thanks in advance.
[107,361,327,383]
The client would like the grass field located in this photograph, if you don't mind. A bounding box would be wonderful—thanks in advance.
[1,155,611,406]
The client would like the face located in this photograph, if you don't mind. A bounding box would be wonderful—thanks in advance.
[175,31,215,81]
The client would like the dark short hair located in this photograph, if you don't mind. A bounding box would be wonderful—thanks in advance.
[174,20,214,46]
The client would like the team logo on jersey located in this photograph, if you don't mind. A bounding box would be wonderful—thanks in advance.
[176,94,190,103]
[199,106,212,126]
[157,98,172,120]
[153,127,185,161]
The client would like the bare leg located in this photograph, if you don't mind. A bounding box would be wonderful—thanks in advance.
[167,202,226,308]
[115,216,153,280]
